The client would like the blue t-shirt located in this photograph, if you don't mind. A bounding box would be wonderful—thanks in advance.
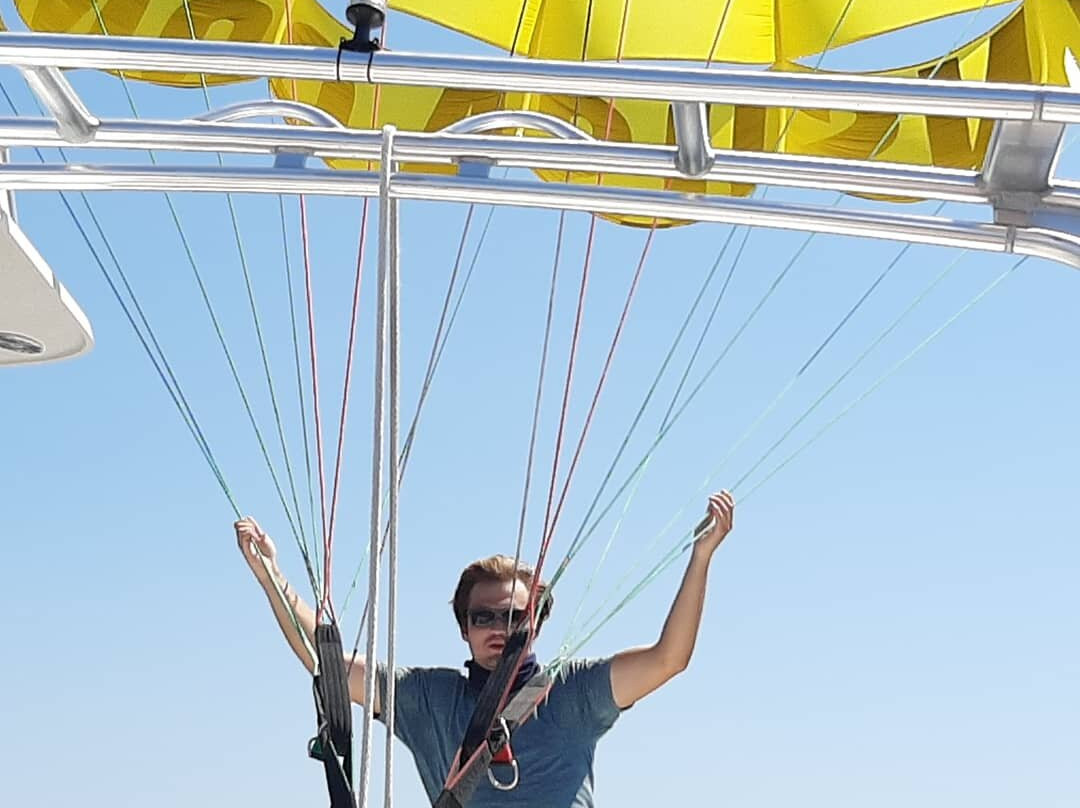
[376,658,621,807]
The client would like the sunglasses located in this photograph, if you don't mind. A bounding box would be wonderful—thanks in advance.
[467,608,528,629]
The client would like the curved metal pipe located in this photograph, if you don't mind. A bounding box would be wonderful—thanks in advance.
[440,111,592,141]
[192,100,343,129]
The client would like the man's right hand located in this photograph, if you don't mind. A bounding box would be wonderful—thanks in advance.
[235,516,278,583]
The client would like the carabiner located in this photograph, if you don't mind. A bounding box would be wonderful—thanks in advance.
[488,759,519,791]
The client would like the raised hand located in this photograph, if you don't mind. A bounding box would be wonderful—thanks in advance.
[695,490,734,554]
[235,516,279,582]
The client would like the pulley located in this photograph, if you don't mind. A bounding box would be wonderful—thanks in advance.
[342,0,387,53]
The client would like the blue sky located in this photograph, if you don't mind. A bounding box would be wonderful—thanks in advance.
[2,2,1078,807]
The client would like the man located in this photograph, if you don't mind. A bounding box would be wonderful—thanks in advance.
[236,490,734,806]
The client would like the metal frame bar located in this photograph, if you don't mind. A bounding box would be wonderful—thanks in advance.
[4,162,1077,266]
[0,116,986,202]
[1,31,1079,269]
[3,33,1080,122]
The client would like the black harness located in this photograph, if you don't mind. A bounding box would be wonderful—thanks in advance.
[309,623,355,808]
[434,627,552,808]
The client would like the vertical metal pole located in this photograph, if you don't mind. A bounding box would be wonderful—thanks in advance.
[383,124,400,808]
[358,124,395,808]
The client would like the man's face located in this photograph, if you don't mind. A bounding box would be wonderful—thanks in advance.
[462,577,531,671]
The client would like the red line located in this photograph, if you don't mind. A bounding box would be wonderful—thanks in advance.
[534,219,591,597]
[320,10,389,624]
[325,199,372,573]
[531,0,633,603]
[299,196,331,622]
[539,228,655,556]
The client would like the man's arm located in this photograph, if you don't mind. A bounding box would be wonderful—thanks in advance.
[609,491,733,709]
[236,517,379,711]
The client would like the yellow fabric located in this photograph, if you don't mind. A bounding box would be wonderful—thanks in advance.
[14,0,295,85]
[390,0,1017,64]
[772,0,1080,195]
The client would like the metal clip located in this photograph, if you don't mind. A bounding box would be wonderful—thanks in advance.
[486,717,519,790]
[488,759,520,791]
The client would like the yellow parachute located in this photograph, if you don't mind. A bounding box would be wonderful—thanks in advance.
[13,0,1080,220]
[392,0,1016,64]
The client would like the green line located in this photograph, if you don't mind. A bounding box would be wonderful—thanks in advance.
[553,0,1005,645]
[280,193,324,593]
[178,0,318,593]
[740,259,1024,501]
[2,84,240,516]
[87,0,317,594]
[565,256,1023,650]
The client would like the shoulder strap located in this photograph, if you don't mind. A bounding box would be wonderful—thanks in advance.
[433,669,552,808]
[457,628,529,765]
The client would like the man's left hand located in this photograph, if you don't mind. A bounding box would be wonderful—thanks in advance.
[696,490,734,554]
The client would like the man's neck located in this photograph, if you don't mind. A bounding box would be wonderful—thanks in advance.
[465,653,540,695]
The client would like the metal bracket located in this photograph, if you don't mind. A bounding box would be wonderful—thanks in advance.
[671,102,715,178]
[274,151,309,169]
[18,65,98,144]
[983,118,1066,225]
[457,159,493,179]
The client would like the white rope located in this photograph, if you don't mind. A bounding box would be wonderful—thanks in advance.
[384,125,401,808]
[358,124,396,808]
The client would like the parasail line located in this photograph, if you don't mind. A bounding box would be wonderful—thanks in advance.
[275,5,322,578]
[509,210,567,632]
[3,80,235,521]
[3,85,320,652]
[280,194,324,590]
[322,2,386,604]
[552,0,1005,625]
[86,0,317,590]
[342,186,505,663]
[589,1,1009,600]
[176,2,317,586]
[771,0,858,151]
[535,0,637,599]
[325,198,373,581]
[297,195,334,622]
[739,258,1025,499]
[566,251,1021,653]
[867,0,997,163]
[549,0,825,604]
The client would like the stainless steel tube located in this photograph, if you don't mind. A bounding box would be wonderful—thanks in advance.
[0,162,1049,264]
[0,117,986,203]
[1,33,1079,123]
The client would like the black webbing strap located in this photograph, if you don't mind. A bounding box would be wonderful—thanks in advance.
[309,623,355,808]
[458,627,530,765]
[433,670,553,808]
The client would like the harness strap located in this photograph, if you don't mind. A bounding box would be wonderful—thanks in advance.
[456,627,529,767]
[309,623,355,808]
[433,671,552,808]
